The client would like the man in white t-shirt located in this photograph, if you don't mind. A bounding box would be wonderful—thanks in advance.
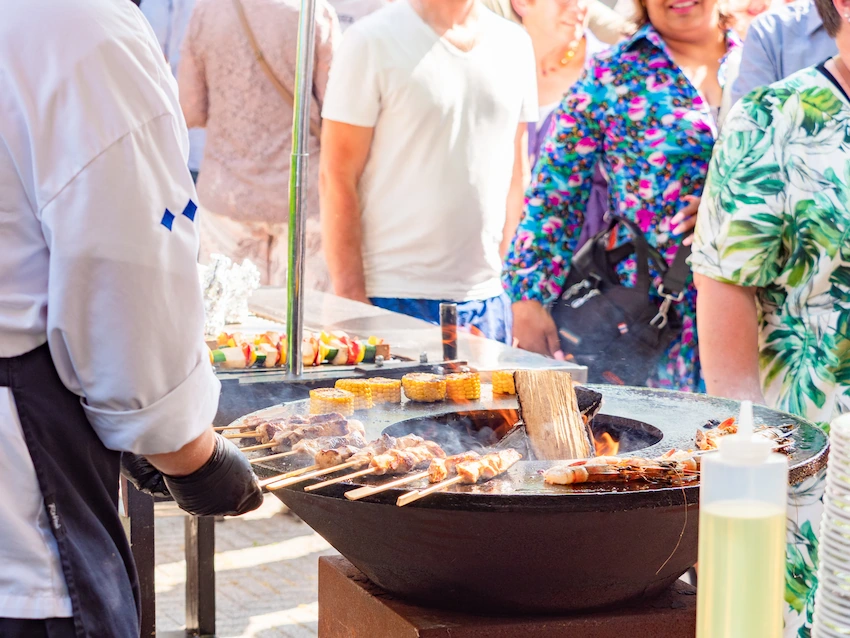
[320,0,537,343]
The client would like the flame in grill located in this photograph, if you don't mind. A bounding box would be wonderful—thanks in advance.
[594,432,620,456]
[493,409,520,438]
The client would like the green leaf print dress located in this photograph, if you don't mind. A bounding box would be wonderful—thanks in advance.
[691,64,850,638]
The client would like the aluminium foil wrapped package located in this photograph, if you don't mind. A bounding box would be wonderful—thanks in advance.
[199,254,260,336]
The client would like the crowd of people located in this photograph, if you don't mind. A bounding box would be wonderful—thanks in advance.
[84,0,850,634]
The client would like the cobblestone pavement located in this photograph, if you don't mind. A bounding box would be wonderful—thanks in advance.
[155,495,337,637]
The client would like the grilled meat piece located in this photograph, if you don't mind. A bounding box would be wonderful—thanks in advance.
[456,449,521,484]
[370,443,447,476]
[428,451,481,483]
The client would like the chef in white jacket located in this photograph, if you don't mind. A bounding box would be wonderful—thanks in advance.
[0,1,262,636]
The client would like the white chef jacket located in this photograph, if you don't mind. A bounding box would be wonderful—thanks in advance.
[0,0,220,619]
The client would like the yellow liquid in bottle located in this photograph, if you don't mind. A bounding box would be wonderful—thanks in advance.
[696,500,785,638]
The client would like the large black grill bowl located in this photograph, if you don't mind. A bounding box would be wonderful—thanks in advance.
[248,386,827,614]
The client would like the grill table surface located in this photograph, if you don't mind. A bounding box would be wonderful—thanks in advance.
[319,555,697,638]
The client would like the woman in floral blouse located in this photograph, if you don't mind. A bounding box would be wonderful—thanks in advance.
[691,0,850,630]
[502,0,739,391]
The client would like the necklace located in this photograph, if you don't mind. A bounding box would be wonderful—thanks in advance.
[560,42,579,65]
[559,37,585,66]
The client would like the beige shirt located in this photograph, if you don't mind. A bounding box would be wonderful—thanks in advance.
[179,0,340,224]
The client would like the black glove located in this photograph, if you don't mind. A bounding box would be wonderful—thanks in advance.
[121,453,171,499]
[162,434,263,517]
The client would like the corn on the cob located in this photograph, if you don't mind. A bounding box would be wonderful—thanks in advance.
[334,379,373,410]
[402,373,446,403]
[492,370,516,395]
[366,377,402,404]
[445,372,481,401]
[310,388,355,416]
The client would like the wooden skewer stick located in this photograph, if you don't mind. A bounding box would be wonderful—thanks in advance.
[397,476,463,507]
[240,441,277,453]
[258,464,318,488]
[265,459,362,491]
[214,425,238,431]
[345,471,429,501]
[224,431,259,439]
[249,450,299,465]
[304,467,377,491]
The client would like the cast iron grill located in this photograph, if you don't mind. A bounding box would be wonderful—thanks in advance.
[242,385,828,613]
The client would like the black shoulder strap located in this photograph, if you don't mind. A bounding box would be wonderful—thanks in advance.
[661,243,691,297]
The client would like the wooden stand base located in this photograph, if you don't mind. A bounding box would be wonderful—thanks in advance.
[318,556,696,638]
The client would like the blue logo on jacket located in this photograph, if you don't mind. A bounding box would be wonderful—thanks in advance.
[161,200,197,231]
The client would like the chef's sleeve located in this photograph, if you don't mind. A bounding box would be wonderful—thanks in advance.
[40,111,220,456]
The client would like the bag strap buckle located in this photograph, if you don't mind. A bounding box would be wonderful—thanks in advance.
[650,285,685,330]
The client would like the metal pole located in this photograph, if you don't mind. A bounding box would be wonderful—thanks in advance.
[286,0,319,376]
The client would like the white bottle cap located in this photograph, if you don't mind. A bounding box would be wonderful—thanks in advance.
[718,400,774,464]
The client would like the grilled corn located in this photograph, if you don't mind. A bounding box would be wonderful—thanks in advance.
[310,388,355,416]
[445,372,481,401]
[492,370,516,395]
[402,373,446,403]
[334,379,373,410]
[366,377,402,404]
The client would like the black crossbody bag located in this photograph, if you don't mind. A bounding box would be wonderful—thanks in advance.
[549,215,690,386]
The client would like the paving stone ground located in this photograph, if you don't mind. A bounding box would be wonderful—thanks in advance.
[154,495,337,637]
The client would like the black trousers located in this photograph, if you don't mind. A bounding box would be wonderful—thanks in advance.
[0,618,76,638]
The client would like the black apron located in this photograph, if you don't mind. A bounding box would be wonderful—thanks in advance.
[0,344,140,637]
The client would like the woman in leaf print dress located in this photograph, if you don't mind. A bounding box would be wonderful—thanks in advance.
[502,0,740,390]
[690,0,850,632]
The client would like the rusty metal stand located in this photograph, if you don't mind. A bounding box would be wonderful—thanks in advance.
[185,516,216,637]
[124,480,217,637]
[125,480,157,638]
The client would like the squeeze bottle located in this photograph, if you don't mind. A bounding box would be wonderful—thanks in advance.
[695,401,788,638]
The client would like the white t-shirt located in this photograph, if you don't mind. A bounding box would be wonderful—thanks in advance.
[0,0,219,618]
[327,0,387,30]
[322,1,538,301]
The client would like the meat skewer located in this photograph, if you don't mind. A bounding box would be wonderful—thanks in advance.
[304,442,446,492]
[257,464,320,487]
[239,414,363,452]
[344,451,481,501]
[695,417,795,453]
[248,434,366,465]
[260,433,425,489]
[344,471,430,501]
[264,460,362,491]
[397,449,522,507]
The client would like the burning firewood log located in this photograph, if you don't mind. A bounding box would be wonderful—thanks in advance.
[513,370,595,460]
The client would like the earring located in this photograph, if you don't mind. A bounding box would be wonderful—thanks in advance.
[845,10,850,21]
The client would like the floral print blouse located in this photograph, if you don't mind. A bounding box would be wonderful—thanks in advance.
[691,66,850,426]
[502,24,739,391]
